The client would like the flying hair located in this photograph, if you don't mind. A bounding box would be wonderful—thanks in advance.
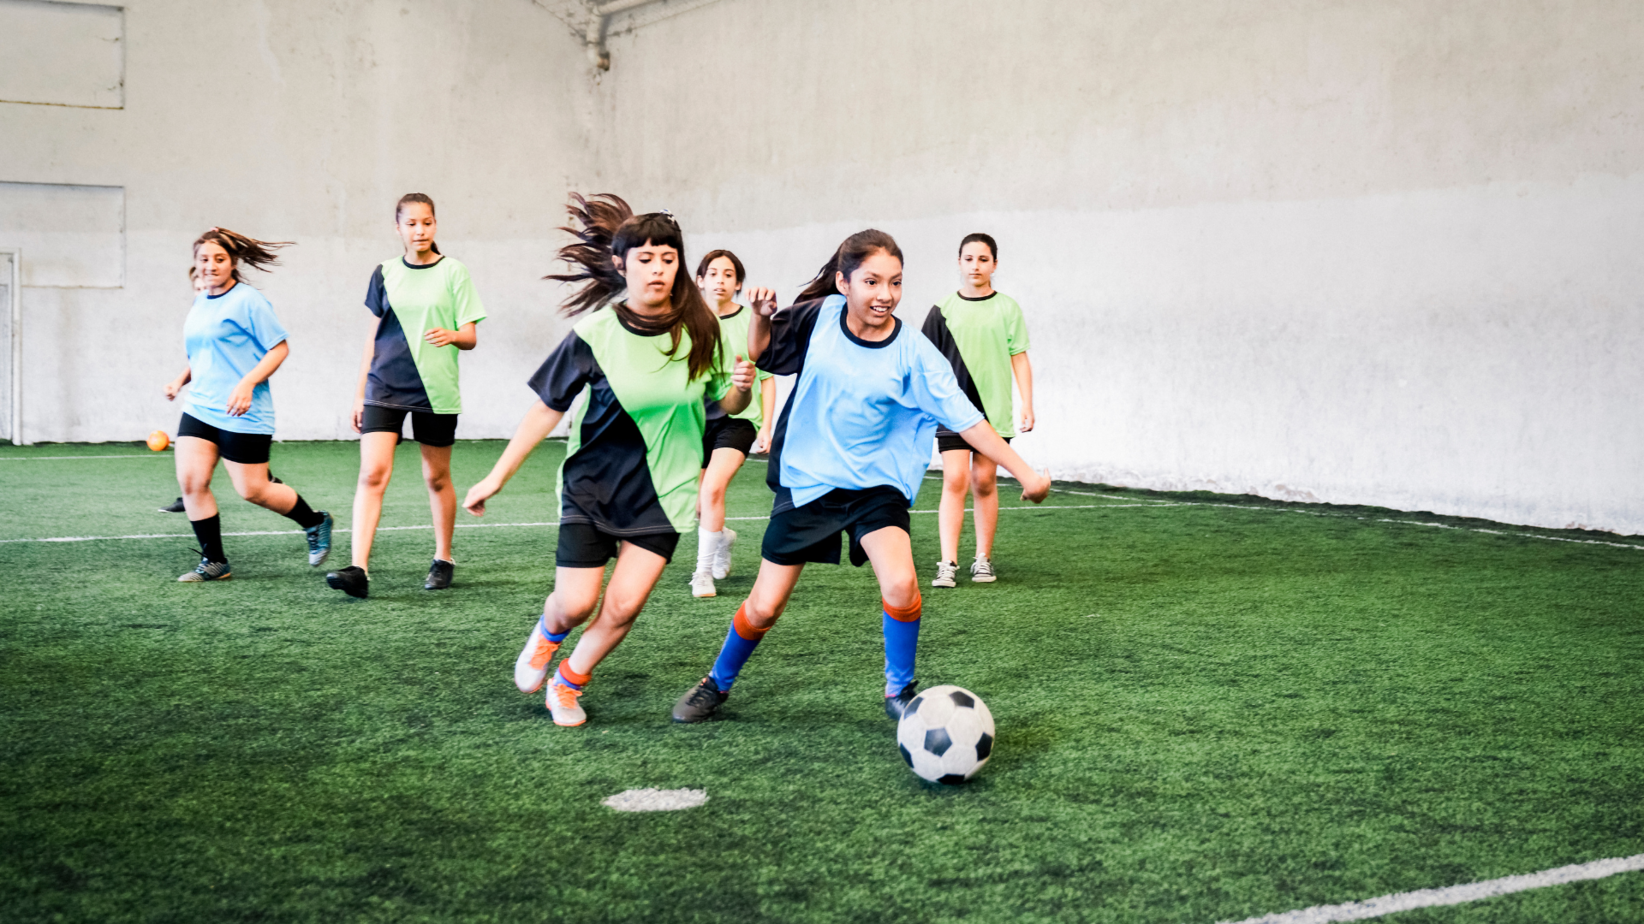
[547,193,724,381]
[395,193,441,255]
[795,229,904,303]
[190,227,294,284]
[959,232,998,261]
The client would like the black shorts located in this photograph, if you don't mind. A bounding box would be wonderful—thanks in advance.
[936,430,1010,455]
[555,522,680,568]
[761,486,911,568]
[177,413,273,465]
[360,404,459,447]
[703,416,758,466]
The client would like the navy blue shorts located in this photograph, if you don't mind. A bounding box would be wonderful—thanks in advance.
[761,486,910,568]
[178,413,273,465]
[360,404,458,447]
[555,522,680,568]
[703,416,758,466]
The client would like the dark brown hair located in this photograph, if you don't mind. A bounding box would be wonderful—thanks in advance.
[190,227,293,283]
[395,193,441,255]
[695,249,745,289]
[959,232,998,260]
[796,229,904,302]
[547,193,723,380]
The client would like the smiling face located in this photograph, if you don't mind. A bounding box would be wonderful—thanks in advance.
[835,249,903,334]
[396,201,438,261]
[616,240,681,312]
[959,240,996,292]
[193,241,235,294]
[698,255,741,311]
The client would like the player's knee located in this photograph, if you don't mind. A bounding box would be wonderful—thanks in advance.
[972,471,998,497]
[701,482,727,506]
[943,468,970,494]
[424,470,451,493]
[882,577,921,613]
[358,465,391,493]
[742,594,786,629]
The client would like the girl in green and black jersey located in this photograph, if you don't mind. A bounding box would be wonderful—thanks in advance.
[461,195,757,727]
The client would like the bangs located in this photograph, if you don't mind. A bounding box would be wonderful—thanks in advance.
[612,213,684,258]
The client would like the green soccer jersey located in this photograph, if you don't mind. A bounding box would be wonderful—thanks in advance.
[364,256,488,415]
[920,291,1030,438]
[714,306,774,428]
[529,307,733,535]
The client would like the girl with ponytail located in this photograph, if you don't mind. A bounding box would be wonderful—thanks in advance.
[670,230,1052,726]
[462,193,757,727]
[162,228,333,582]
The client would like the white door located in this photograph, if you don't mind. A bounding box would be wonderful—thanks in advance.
[0,252,12,443]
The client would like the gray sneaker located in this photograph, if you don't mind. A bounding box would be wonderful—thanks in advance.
[672,676,728,723]
[970,556,997,583]
[931,560,958,588]
[178,558,231,582]
[305,512,333,566]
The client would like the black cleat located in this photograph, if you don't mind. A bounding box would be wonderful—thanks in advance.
[885,681,919,721]
[672,676,728,723]
[326,565,369,598]
[159,497,185,513]
[424,559,454,590]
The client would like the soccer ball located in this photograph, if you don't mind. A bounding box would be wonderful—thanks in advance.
[896,685,995,784]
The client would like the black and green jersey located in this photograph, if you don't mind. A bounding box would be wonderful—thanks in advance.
[364,256,487,414]
[529,307,733,536]
[920,291,1030,438]
[705,306,774,429]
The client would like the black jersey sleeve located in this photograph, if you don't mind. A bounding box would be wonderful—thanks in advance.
[528,331,601,412]
[757,297,828,376]
[365,265,389,318]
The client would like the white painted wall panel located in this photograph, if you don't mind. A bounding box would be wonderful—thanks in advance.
[0,0,123,109]
[0,182,124,287]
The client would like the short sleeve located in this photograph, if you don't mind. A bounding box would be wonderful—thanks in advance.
[908,337,985,433]
[449,262,487,326]
[757,297,829,376]
[364,265,388,318]
[1005,299,1030,354]
[528,331,598,412]
[242,291,289,351]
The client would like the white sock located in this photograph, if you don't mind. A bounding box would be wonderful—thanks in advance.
[697,527,722,574]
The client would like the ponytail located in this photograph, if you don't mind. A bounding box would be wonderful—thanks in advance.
[189,227,293,283]
[547,193,724,381]
[796,229,903,302]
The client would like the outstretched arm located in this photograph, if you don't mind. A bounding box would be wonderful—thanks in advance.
[957,420,1051,502]
[462,400,565,516]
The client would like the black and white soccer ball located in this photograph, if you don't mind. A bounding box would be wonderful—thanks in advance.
[896,685,995,784]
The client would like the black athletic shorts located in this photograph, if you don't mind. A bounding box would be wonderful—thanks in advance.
[936,430,1009,455]
[360,404,459,447]
[555,522,680,568]
[761,486,911,568]
[177,413,273,465]
[702,416,758,466]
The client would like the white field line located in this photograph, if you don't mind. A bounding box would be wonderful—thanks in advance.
[0,454,164,461]
[1221,852,1644,924]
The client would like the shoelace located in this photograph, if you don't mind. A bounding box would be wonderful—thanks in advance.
[529,636,558,669]
[553,683,582,707]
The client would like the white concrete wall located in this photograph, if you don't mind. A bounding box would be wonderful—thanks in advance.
[590,0,1644,534]
[1,0,591,443]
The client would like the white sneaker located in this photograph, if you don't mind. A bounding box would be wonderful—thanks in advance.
[712,527,737,580]
[547,678,587,726]
[931,560,958,588]
[514,619,561,693]
[970,556,997,583]
[690,569,717,598]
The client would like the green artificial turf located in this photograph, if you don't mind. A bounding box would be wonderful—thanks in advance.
[1,439,1640,923]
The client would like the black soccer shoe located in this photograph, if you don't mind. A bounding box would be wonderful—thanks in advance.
[326,565,369,599]
[424,559,454,590]
[159,497,185,513]
[672,676,728,723]
[884,681,920,721]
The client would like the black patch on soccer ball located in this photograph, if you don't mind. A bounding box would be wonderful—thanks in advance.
[924,727,952,756]
[949,690,975,709]
[938,773,967,785]
[906,695,925,716]
[976,731,993,760]
[899,742,913,767]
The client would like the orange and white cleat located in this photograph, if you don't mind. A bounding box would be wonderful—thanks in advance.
[513,618,561,693]
[547,678,587,727]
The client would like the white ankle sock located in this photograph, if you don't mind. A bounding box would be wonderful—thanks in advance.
[697,528,722,574]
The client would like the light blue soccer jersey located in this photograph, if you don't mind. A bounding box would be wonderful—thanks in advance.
[760,294,984,510]
[181,282,289,435]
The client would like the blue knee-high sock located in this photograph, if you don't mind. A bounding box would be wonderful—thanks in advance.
[882,596,922,697]
[539,614,569,644]
[709,604,769,691]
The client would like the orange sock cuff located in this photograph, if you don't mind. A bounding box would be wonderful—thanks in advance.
[883,594,922,623]
[557,661,592,687]
[732,603,772,640]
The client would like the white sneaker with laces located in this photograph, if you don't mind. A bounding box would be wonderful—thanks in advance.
[514,619,560,693]
[712,527,737,580]
[931,560,958,588]
[690,569,717,598]
[970,556,997,583]
[547,678,587,726]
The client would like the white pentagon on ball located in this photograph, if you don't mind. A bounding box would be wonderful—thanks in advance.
[895,684,995,784]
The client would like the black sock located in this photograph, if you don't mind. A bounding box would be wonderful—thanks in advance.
[191,515,226,564]
[284,495,324,529]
